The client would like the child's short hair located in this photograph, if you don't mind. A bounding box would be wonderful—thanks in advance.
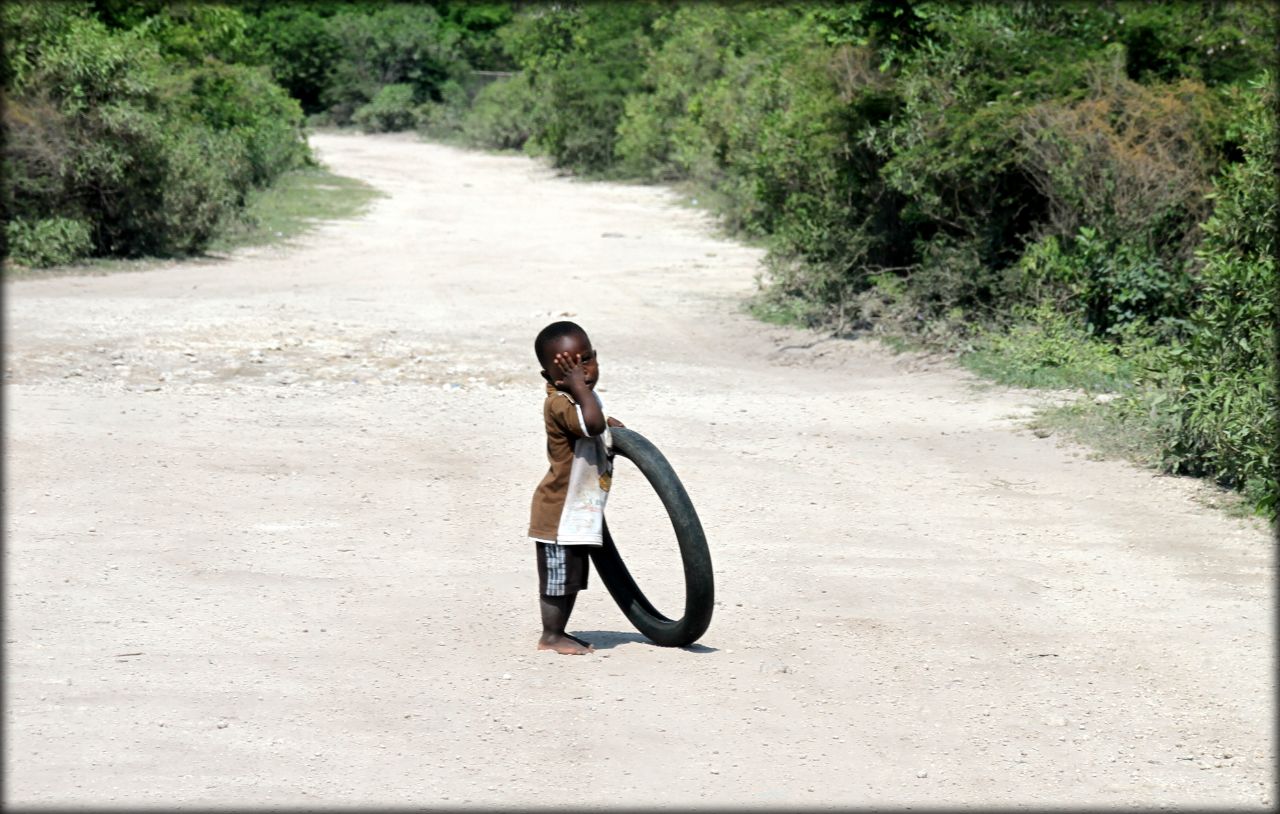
[534,320,588,369]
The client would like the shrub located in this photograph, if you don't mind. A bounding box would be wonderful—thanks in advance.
[247,5,340,114]
[499,3,665,173]
[870,2,1111,280]
[1112,1,1276,86]
[3,10,174,255]
[5,217,94,268]
[163,60,310,185]
[351,82,418,133]
[434,1,515,70]
[1163,74,1277,514]
[2,2,307,259]
[614,4,906,307]
[1011,227,1193,339]
[68,97,242,256]
[614,5,758,181]
[135,3,257,66]
[153,127,245,253]
[3,96,76,217]
[901,234,999,325]
[414,78,469,138]
[322,4,464,126]
[1017,61,1221,268]
[462,72,539,149]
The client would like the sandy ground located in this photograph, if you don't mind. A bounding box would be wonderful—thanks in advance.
[3,132,1274,808]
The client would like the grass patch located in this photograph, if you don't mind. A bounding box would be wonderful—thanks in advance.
[957,303,1152,393]
[207,165,383,253]
[745,290,823,327]
[960,343,1141,392]
[1032,397,1168,469]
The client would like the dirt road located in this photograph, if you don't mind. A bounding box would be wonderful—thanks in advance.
[4,132,1273,807]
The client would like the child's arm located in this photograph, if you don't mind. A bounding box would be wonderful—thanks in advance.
[552,351,607,436]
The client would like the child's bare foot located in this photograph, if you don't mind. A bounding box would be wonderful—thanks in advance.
[538,633,593,655]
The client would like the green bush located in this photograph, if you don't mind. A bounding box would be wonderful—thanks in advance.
[5,217,94,268]
[153,126,246,253]
[247,5,340,113]
[3,9,179,255]
[614,5,758,181]
[499,3,664,173]
[321,4,464,126]
[1164,75,1277,514]
[135,3,257,66]
[351,82,418,132]
[414,78,470,138]
[1112,1,1276,86]
[1011,227,1193,340]
[434,1,515,70]
[461,73,539,149]
[2,2,308,260]
[164,60,310,185]
[614,8,830,225]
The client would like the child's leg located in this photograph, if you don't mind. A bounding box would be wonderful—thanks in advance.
[548,591,594,646]
[538,593,591,654]
[535,543,593,655]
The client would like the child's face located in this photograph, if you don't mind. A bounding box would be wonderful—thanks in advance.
[541,332,599,390]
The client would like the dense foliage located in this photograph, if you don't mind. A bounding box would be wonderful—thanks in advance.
[3,2,309,263]
[1158,77,1277,513]
[243,0,512,130]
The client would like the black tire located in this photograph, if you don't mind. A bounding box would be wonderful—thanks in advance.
[589,427,714,647]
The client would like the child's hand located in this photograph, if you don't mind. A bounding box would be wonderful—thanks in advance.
[607,416,625,428]
[552,351,590,391]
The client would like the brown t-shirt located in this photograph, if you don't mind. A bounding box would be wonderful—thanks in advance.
[528,384,609,540]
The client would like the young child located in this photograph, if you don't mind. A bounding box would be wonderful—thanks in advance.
[528,321,624,655]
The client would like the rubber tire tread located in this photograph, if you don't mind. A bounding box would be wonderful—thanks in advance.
[589,427,714,647]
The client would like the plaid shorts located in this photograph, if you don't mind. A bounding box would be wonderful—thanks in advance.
[535,541,591,596]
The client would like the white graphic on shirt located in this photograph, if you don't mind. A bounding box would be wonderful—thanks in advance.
[555,393,612,545]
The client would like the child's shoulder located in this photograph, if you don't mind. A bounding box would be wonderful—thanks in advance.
[542,388,574,423]
[542,386,579,407]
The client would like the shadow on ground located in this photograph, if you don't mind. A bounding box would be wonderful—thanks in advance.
[573,630,719,653]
